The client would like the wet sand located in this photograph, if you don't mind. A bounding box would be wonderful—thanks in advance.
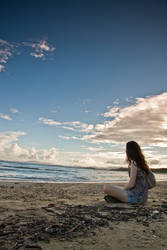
[0,181,167,250]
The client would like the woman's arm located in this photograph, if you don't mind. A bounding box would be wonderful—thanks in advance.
[124,162,137,190]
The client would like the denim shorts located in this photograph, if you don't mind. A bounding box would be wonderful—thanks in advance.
[126,190,139,204]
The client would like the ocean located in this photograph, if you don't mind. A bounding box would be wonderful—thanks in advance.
[0,160,166,183]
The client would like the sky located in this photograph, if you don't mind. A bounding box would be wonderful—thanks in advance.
[0,0,167,168]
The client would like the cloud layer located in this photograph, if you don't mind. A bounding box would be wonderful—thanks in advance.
[1,92,167,168]
[36,92,167,168]
[0,131,58,163]
[91,92,167,146]
[39,92,167,147]
[0,131,127,168]
[0,131,166,169]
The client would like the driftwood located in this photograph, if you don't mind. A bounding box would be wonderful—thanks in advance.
[0,202,167,249]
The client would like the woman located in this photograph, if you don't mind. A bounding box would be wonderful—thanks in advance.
[104,141,149,204]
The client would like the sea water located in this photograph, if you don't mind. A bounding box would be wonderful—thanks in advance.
[0,160,166,183]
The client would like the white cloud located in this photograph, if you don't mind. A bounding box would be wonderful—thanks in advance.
[30,52,44,58]
[0,131,26,148]
[84,146,109,153]
[83,92,167,146]
[0,130,166,168]
[0,131,26,161]
[0,38,56,72]
[38,92,167,168]
[64,121,94,133]
[10,108,19,114]
[0,113,12,120]
[56,150,127,168]
[23,40,55,59]
[104,106,119,118]
[0,131,58,163]
[0,64,5,72]
[51,110,57,114]
[59,135,84,141]
[0,39,18,71]
[84,110,91,113]
[62,126,75,131]
[125,96,134,103]
[38,117,62,126]
[39,117,94,133]
[1,91,167,168]
[113,98,119,105]
[59,135,71,140]
[59,93,167,167]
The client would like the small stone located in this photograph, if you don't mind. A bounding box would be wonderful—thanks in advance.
[136,217,141,222]
[152,210,159,215]
[152,210,160,218]
[143,221,149,227]
[48,203,55,207]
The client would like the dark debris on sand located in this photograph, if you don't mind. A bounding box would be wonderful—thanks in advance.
[0,201,167,250]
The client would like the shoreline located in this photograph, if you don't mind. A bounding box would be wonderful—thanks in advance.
[0,179,166,184]
[0,181,167,249]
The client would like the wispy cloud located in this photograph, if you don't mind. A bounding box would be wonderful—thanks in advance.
[58,135,71,140]
[0,113,12,120]
[0,39,18,71]
[113,98,119,105]
[38,117,62,126]
[84,110,90,113]
[125,96,134,103]
[79,98,92,114]
[51,110,57,114]
[0,64,5,72]
[38,117,94,133]
[64,121,94,133]
[83,146,109,153]
[10,108,19,114]
[23,40,55,59]
[0,38,56,72]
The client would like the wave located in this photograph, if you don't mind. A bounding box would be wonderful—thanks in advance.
[1,159,167,172]
[0,160,167,184]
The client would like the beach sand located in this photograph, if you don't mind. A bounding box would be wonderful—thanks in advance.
[0,181,167,250]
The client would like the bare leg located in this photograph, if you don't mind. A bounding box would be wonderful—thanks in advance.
[104,184,128,203]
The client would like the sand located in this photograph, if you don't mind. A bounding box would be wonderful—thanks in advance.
[0,181,167,250]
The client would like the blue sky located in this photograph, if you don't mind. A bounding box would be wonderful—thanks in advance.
[0,0,167,168]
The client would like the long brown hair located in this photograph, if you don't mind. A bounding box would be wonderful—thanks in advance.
[126,141,150,174]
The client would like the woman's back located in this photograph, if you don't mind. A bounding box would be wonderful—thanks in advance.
[128,164,148,203]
